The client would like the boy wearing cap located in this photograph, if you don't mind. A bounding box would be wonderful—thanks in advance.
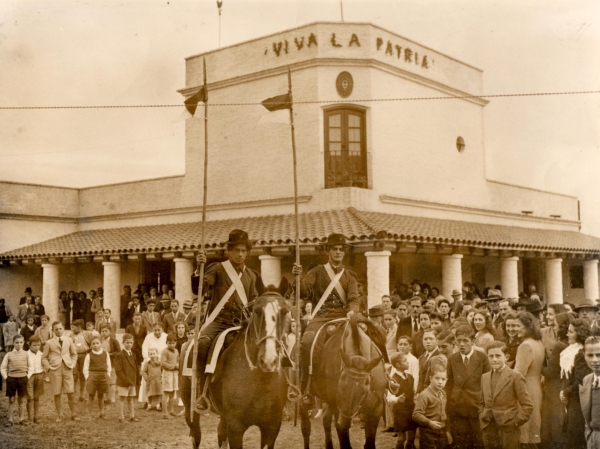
[193,229,261,410]
[292,233,360,406]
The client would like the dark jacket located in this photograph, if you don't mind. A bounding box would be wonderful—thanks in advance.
[446,350,491,418]
[192,261,260,324]
[125,324,147,363]
[297,264,359,315]
[114,349,138,387]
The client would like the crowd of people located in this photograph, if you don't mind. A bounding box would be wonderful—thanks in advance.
[2,263,600,449]
[353,279,600,449]
[0,282,207,428]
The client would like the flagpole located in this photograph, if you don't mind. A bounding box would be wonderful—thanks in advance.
[340,0,344,22]
[287,67,302,395]
[191,57,209,422]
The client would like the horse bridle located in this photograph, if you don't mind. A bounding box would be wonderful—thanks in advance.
[244,298,287,371]
[337,321,371,420]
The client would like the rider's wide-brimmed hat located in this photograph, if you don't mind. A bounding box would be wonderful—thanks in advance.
[222,229,255,249]
[326,233,351,248]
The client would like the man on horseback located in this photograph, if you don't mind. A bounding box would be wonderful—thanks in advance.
[291,233,359,407]
[192,229,261,411]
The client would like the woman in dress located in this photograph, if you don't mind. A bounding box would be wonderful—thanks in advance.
[514,311,545,448]
[559,318,592,449]
[541,312,573,449]
[472,310,495,352]
[58,291,68,328]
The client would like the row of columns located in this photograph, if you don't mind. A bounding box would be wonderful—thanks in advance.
[41,258,197,329]
[40,253,600,327]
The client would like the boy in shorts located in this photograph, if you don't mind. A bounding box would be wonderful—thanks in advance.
[114,333,139,423]
[0,334,28,426]
[83,336,111,418]
[42,321,79,422]
[26,336,45,423]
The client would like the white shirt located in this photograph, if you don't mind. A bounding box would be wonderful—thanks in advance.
[27,350,44,378]
[83,349,112,379]
[462,347,474,364]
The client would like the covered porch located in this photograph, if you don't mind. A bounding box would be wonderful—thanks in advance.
[2,207,600,328]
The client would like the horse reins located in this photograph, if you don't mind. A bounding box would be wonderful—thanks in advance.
[244,299,287,371]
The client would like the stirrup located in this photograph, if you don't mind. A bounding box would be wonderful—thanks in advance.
[287,383,301,403]
[194,395,210,413]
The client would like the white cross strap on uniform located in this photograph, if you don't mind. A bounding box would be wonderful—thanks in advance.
[200,261,245,331]
[310,266,345,320]
[324,263,346,303]
[222,260,248,306]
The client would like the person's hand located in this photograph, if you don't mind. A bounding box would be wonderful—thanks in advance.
[346,310,355,319]
[397,393,406,403]
[291,263,302,277]
[559,390,568,405]
[196,251,207,266]
[429,421,442,430]
[128,301,133,308]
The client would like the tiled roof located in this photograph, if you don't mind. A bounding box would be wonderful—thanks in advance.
[2,207,600,260]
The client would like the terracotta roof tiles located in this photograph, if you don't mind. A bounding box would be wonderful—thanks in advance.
[1,207,599,260]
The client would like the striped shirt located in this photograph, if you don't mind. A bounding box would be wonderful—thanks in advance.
[0,349,29,378]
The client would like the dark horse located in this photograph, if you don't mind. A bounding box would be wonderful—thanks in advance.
[300,315,387,449]
[185,291,291,449]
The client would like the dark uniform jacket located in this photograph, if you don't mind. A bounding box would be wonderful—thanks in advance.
[297,264,359,316]
[193,262,259,324]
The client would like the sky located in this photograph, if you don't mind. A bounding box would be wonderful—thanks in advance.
[0,0,599,233]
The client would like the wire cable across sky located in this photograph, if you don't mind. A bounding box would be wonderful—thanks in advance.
[0,90,598,110]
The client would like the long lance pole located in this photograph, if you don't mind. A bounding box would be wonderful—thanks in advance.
[287,67,302,393]
[190,57,209,422]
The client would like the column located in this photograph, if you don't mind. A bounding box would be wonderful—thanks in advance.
[42,264,60,323]
[584,259,600,301]
[365,251,391,310]
[501,256,519,299]
[259,255,282,288]
[545,258,563,304]
[441,254,463,301]
[103,262,122,328]
[174,258,194,313]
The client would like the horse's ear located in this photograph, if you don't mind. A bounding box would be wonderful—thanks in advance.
[256,277,266,296]
[278,277,290,297]
[365,355,382,372]
[340,350,352,368]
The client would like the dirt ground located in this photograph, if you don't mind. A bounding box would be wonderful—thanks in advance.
[0,389,400,449]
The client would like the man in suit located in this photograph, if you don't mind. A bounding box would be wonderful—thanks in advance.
[140,299,160,331]
[95,308,117,337]
[446,324,491,449]
[124,294,145,328]
[16,296,35,327]
[479,341,533,449]
[120,285,132,328]
[417,328,441,393]
[125,312,147,391]
[161,299,186,335]
[396,296,424,344]
[41,321,79,422]
[383,309,398,355]
[581,335,600,449]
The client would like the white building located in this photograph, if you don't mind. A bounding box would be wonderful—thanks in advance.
[1,22,599,327]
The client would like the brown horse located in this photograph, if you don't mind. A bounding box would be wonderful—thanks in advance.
[185,291,291,449]
[300,315,386,449]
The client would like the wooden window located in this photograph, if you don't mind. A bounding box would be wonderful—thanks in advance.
[324,107,368,188]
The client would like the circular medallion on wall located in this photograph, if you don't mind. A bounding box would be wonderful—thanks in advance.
[336,71,354,98]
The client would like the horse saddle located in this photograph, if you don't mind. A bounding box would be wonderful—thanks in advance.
[205,326,241,375]
[311,320,346,373]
